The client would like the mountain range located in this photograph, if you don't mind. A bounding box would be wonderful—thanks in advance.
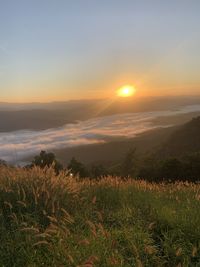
[1,96,200,132]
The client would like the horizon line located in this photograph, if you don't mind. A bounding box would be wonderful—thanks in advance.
[1,93,200,105]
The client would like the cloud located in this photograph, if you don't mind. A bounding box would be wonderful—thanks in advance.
[0,104,200,163]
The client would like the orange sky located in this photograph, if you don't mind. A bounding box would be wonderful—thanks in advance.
[1,1,200,102]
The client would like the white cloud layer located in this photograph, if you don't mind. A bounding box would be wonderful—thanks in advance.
[1,105,200,163]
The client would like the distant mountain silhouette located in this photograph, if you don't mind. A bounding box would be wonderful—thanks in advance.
[1,96,200,132]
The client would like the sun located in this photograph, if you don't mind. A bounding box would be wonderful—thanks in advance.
[117,85,136,97]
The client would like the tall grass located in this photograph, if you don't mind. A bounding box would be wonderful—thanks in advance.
[0,166,199,266]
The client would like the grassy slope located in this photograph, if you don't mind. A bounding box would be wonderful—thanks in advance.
[0,166,199,267]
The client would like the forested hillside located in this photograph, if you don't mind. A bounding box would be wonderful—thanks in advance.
[159,116,200,158]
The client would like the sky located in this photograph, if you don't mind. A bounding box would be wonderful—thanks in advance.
[0,0,200,102]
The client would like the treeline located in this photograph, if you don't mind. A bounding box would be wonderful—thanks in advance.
[27,151,108,179]
[1,150,200,182]
[108,149,200,182]
[28,150,200,182]
[137,153,200,182]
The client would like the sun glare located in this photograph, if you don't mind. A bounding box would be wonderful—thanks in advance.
[117,85,136,97]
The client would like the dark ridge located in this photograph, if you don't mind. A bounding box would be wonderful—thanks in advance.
[158,116,200,158]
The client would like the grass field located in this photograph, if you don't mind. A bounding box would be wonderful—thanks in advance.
[0,166,199,267]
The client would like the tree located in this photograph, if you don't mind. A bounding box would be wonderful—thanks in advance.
[182,152,200,182]
[121,148,139,178]
[138,156,159,182]
[159,158,183,182]
[90,164,108,179]
[67,157,89,178]
[32,151,63,174]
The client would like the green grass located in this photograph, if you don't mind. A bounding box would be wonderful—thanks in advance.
[0,166,199,266]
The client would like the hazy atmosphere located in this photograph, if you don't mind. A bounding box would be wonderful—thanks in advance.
[1,103,200,163]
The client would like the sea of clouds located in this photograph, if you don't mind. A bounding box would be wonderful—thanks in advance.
[1,104,200,163]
